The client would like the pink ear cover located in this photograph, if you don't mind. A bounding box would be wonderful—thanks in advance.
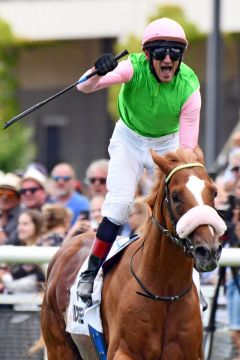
[176,205,227,239]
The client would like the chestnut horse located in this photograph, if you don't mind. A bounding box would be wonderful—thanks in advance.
[40,147,226,360]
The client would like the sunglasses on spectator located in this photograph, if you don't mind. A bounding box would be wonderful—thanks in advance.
[152,47,183,61]
[20,187,42,195]
[52,176,72,182]
[231,166,240,172]
[0,189,18,198]
[88,177,106,185]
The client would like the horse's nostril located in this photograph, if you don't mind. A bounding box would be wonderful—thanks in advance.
[195,246,211,260]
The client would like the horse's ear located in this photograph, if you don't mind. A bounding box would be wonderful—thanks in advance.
[193,146,205,165]
[150,149,172,174]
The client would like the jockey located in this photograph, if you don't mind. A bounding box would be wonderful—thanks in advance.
[77,17,201,303]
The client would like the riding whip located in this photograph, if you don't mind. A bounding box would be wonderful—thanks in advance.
[3,49,129,129]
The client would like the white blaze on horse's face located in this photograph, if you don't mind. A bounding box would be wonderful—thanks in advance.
[182,175,216,237]
[186,175,205,205]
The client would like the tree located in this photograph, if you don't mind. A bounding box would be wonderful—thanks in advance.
[107,5,203,121]
[0,18,35,172]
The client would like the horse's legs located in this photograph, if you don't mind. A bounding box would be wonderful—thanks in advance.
[41,299,82,360]
[47,345,82,360]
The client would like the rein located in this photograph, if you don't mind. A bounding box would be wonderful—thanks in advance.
[131,162,205,302]
[130,241,193,302]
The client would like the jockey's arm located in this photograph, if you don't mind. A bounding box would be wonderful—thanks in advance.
[76,59,134,93]
[179,90,201,150]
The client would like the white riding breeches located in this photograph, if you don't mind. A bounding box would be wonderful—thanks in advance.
[102,120,179,225]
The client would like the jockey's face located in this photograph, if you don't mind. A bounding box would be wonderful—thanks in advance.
[144,47,182,83]
[152,55,180,83]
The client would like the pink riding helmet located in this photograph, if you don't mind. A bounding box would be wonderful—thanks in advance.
[142,17,188,47]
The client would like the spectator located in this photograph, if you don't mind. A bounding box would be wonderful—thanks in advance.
[37,204,72,246]
[0,173,22,245]
[85,159,109,198]
[26,162,48,177]
[135,172,153,197]
[50,162,90,225]
[20,167,48,210]
[225,222,240,359]
[0,209,45,310]
[17,208,44,245]
[64,194,105,242]
[229,131,240,159]
[221,150,240,194]
[128,196,149,237]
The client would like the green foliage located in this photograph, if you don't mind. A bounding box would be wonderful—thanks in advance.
[0,18,35,172]
[108,5,203,121]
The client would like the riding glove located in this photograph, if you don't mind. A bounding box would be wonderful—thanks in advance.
[94,53,118,76]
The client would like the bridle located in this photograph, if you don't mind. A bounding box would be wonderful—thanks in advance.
[152,162,206,257]
[131,162,206,302]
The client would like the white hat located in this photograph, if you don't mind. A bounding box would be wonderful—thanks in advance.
[22,167,47,189]
[0,173,21,193]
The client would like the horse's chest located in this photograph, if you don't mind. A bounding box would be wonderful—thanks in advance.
[110,306,202,359]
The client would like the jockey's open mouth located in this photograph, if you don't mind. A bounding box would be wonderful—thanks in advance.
[160,65,173,74]
[155,60,177,82]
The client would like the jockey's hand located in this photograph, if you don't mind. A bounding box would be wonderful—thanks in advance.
[94,53,118,76]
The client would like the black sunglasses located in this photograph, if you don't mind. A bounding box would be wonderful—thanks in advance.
[152,47,183,61]
[89,177,106,185]
[231,166,240,172]
[20,187,42,195]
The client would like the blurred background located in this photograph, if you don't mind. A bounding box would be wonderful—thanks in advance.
[0,0,239,178]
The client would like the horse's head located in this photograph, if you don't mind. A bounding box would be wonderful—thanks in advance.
[149,146,226,272]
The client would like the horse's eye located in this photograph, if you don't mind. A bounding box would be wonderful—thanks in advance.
[171,192,180,203]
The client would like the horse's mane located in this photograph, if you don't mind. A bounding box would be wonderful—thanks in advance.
[146,146,204,211]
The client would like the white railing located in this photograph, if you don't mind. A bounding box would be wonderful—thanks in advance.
[0,245,237,309]
[0,245,239,265]
[0,245,235,360]
[0,245,58,264]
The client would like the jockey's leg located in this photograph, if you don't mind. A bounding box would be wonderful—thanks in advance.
[77,217,121,302]
[78,121,145,303]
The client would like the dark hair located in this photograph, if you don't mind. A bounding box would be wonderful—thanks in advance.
[19,209,44,237]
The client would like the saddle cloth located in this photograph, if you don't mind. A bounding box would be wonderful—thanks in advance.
[65,236,136,335]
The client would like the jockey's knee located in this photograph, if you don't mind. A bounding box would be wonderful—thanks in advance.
[102,202,133,225]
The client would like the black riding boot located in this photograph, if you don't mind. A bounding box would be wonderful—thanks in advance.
[77,217,121,303]
[77,254,103,303]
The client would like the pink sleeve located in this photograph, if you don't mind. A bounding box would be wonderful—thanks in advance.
[76,59,134,93]
[179,90,201,149]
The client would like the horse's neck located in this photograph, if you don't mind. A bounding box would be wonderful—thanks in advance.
[139,222,193,292]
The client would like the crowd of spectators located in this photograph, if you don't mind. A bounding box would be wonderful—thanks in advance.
[200,131,240,359]
[0,157,151,309]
